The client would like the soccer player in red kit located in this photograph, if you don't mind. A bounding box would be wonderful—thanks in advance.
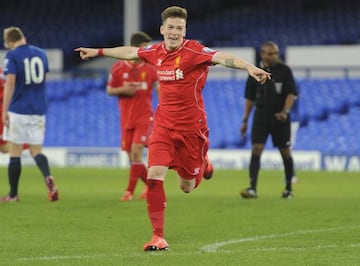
[76,6,270,251]
[107,32,159,201]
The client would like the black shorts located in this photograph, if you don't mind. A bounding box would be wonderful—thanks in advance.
[251,109,291,148]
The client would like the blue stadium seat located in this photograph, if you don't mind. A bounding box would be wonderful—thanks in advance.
[43,77,360,153]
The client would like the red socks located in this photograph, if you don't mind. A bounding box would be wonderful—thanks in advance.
[126,162,147,193]
[146,179,166,238]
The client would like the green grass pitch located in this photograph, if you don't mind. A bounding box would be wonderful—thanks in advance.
[0,167,359,266]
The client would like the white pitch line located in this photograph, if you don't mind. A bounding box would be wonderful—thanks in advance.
[14,243,360,262]
[200,225,360,253]
[12,226,360,262]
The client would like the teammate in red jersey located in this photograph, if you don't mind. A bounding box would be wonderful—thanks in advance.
[76,6,270,251]
[0,68,9,153]
[107,32,159,201]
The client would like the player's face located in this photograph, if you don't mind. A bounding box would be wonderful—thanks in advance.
[160,17,186,51]
[261,46,280,66]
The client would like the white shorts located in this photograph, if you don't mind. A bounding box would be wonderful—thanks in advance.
[3,112,46,145]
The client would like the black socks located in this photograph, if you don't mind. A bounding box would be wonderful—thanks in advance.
[249,154,260,191]
[34,153,51,177]
[8,157,21,197]
[283,156,294,191]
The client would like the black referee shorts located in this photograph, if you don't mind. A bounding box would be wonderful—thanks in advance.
[251,111,291,148]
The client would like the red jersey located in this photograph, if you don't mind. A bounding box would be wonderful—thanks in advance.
[137,39,217,131]
[107,61,157,129]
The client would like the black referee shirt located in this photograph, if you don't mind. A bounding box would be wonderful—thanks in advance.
[245,62,297,113]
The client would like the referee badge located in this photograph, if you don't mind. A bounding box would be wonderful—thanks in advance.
[275,82,283,94]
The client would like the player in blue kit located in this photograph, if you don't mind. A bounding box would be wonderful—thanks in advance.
[1,26,59,202]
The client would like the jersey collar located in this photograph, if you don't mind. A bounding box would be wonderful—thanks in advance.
[162,39,187,54]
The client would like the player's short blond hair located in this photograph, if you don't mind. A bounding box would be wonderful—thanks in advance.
[161,6,187,23]
[3,26,25,44]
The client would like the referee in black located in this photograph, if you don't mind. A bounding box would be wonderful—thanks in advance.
[240,41,297,199]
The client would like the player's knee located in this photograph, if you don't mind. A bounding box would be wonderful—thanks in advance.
[252,145,264,156]
[130,145,144,161]
[180,185,192,193]
[179,178,194,193]
[279,147,292,158]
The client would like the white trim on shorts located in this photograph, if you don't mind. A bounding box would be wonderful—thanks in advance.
[3,112,46,145]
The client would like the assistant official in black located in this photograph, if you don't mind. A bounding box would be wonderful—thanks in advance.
[240,41,297,199]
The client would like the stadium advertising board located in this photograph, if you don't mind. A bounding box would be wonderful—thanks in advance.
[1,148,359,171]
[207,150,321,171]
[322,154,360,172]
[66,148,120,167]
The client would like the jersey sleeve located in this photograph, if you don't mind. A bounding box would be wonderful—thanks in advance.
[137,45,158,66]
[149,65,158,85]
[186,41,218,66]
[41,49,49,73]
[284,66,297,96]
[107,63,123,88]
[244,76,257,101]
[3,53,16,75]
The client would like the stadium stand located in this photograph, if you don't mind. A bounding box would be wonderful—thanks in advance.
[1,0,359,154]
[43,77,360,155]
[1,0,359,68]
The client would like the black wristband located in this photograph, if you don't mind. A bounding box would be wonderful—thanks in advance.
[242,118,248,123]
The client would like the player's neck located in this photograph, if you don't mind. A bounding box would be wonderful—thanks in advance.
[12,39,27,49]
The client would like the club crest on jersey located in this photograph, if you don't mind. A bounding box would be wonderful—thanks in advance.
[174,56,181,68]
[123,72,129,79]
[157,59,162,66]
[141,71,147,80]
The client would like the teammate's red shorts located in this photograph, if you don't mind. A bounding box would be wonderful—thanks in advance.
[121,123,152,153]
[148,125,209,180]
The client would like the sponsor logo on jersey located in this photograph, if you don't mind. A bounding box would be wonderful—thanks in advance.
[157,69,184,81]
[175,69,184,80]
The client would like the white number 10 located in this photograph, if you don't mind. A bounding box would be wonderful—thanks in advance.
[23,57,45,85]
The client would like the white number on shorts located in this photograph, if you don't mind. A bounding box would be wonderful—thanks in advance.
[23,57,45,85]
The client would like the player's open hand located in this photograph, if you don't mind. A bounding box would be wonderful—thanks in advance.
[75,47,98,60]
[246,64,271,84]
[2,111,9,128]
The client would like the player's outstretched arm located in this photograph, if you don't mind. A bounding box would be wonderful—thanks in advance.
[213,52,271,84]
[75,46,139,60]
[2,74,16,128]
